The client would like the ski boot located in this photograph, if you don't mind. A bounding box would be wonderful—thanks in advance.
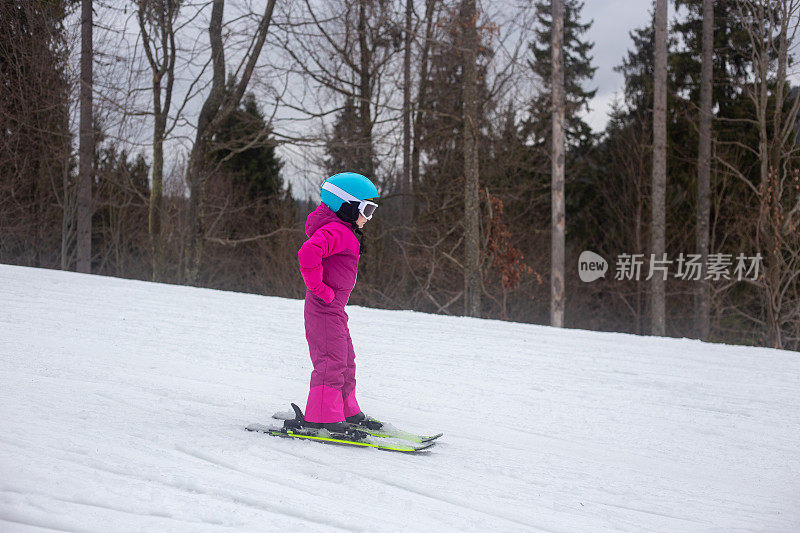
[285,404,367,439]
[345,411,383,430]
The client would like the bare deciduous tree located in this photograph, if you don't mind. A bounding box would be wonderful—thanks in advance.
[137,0,179,281]
[401,0,413,225]
[719,0,800,349]
[77,0,93,273]
[183,0,277,285]
[411,0,438,211]
[276,1,401,180]
[462,0,481,317]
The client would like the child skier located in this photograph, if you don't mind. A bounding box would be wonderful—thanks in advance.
[297,172,379,432]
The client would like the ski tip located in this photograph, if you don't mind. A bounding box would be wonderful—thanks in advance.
[411,441,437,452]
[422,433,444,442]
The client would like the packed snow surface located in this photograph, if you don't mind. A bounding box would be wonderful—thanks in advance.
[1,264,799,532]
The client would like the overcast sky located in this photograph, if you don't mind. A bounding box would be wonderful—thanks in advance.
[579,0,653,132]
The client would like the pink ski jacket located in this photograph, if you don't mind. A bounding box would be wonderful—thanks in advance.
[297,203,361,305]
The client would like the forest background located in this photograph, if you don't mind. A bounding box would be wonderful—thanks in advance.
[2,0,799,351]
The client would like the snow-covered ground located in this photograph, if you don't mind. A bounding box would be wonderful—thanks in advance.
[0,264,798,532]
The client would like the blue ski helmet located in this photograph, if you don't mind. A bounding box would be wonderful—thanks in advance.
[320,172,379,212]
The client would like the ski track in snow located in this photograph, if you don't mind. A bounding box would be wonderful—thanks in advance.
[1,264,799,532]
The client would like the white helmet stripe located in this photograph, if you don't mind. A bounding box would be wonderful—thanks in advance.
[321,180,361,203]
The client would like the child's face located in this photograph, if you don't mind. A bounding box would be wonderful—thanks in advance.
[356,213,367,228]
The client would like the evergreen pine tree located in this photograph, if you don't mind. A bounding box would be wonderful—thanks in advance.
[213,93,284,202]
[324,97,375,176]
[525,0,597,149]
[575,3,765,338]
[416,5,493,211]
[671,0,750,110]
[615,22,654,114]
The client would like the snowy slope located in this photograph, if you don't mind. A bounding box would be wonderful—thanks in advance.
[0,264,798,532]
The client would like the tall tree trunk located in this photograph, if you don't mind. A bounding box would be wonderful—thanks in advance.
[60,151,75,270]
[151,117,166,280]
[753,2,769,348]
[184,0,225,285]
[139,0,177,282]
[401,0,412,225]
[462,0,480,317]
[550,0,565,328]
[752,0,800,349]
[694,0,713,339]
[411,0,436,214]
[651,0,668,336]
[77,0,93,273]
[358,0,374,178]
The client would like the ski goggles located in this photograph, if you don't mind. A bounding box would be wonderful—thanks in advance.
[322,181,379,220]
[358,200,379,220]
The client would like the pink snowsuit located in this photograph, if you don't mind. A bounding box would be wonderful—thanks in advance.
[297,203,362,423]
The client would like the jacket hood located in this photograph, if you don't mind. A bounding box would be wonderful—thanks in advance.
[305,203,349,237]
